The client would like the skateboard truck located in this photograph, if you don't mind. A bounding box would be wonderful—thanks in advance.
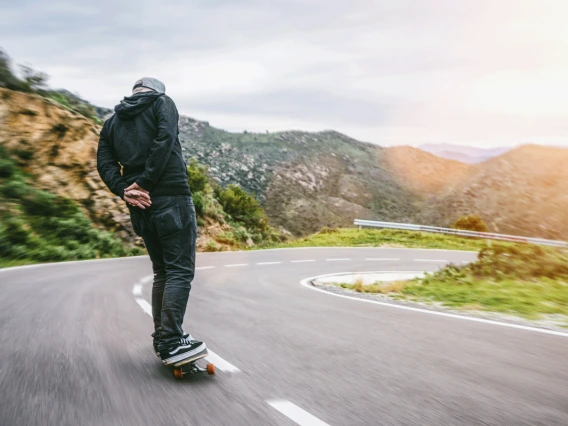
[172,361,216,380]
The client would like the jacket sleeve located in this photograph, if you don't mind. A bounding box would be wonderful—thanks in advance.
[97,122,128,199]
[135,96,178,192]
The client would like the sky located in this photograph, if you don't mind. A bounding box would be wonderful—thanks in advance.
[1,0,567,147]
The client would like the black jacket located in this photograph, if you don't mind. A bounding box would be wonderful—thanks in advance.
[97,92,190,198]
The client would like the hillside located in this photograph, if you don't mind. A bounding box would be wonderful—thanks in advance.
[178,117,422,235]
[379,146,471,195]
[420,145,568,240]
[419,143,510,163]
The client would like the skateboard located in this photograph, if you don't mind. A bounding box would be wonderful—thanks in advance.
[167,349,216,380]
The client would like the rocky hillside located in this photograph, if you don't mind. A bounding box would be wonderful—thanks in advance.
[418,145,568,239]
[0,88,134,242]
[178,117,421,235]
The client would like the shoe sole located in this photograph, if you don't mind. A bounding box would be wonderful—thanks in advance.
[162,343,207,366]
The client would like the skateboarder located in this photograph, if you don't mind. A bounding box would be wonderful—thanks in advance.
[97,77,206,365]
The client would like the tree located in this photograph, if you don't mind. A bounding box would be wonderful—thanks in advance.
[18,64,49,92]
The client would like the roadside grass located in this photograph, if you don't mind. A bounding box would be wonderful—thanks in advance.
[262,227,488,251]
[338,244,568,322]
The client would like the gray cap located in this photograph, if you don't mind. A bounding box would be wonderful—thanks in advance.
[132,77,166,94]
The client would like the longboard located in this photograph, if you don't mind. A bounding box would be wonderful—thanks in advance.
[166,348,215,380]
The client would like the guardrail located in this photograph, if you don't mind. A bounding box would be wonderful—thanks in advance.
[353,219,568,247]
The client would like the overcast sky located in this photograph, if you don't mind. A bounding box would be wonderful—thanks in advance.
[1,0,567,147]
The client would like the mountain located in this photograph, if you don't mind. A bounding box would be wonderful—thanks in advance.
[419,145,568,240]
[178,117,421,235]
[419,143,510,163]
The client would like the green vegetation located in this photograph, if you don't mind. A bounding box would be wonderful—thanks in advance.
[339,243,568,323]
[0,147,142,267]
[453,215,488,232]
[266,227,486,251]
[0,48,106,124]
[186,159,285,250]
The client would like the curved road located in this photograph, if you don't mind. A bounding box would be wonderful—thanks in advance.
[1,248,567,426]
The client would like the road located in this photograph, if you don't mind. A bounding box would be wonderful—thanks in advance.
[1,247,567,426]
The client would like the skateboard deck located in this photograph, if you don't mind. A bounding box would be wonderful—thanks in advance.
[166,349,216,380]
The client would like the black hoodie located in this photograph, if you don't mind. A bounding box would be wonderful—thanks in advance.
[97,92,191,199]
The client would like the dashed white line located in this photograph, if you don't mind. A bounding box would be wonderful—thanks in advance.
[414,259,448,263]
[257,262,282,265]
[291,260,316,263]
[225,263,249,267]
[267,400,330,426]
[365,258,399,261]
[326,258,350,261]
[132,283,143,296]
[196,266,215,270]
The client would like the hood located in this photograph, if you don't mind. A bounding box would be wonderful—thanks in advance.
[114,92,164,119]
[132,77,165,94]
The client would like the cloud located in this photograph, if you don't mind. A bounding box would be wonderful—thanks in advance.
[1,0,567,147]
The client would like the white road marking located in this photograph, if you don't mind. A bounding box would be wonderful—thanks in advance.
[196,266,215,270]
[414,259,448,262]
[257,262,282,265]
[132,284,143,296]
[300,273,568,338]
[326,258,350,261]
[135,297,153,316]
[225,264,248,267]
[365,258,399,261]
[205,351,240,373]
[132,282,241,373]
[291,260,316,263]
[267,400,330,426]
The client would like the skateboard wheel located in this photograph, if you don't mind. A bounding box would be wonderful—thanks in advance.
[206,364,216,375]
[173,368,184,380]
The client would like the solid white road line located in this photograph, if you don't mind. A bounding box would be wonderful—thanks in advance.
[257,262,282,265]
[365,258,399,261]
[300,273,568,338]
[326,258,350,261]
[196,266,215,270]
[205,351,241,373]
[132,283,241,373]
[135,298,153,316]
[225,264,248,267]
[414,259,448,262]
[291,260,316,263]
[267,400,330,426]
[132,284,143,296]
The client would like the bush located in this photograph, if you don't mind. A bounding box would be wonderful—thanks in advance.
[1,179,30,199]
[187,158,209,193]
[453,215,488,232]
[203,240,222,252]
[192,191,204,216]
[216,231,236,245]
[215,184,268,232]
[0,158,16,178]
[3,216,30,245]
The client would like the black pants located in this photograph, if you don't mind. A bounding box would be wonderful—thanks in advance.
[128,195,197,350]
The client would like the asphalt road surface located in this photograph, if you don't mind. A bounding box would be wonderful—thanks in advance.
[1,247,567,426]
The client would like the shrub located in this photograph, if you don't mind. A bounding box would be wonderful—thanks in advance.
[215,184,268,232]
[216,231,236,245]
[1,179,30,199]
[203,240,222,252]
[3,216,30,245]
[187,158,209,193]
[0,158,16,178]
[453,215,488,232]
[192,191,204,216]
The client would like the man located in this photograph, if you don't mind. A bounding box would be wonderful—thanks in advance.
[97,77,206,366]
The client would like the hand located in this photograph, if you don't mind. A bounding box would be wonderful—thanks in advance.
[124,189,152,209]
[125,182,149,194]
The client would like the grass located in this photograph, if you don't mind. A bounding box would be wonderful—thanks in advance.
[261,227,488,251]
[338,243,568,323]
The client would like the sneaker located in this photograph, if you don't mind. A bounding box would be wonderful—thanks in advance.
[154,333,192,359]
[160,335,207,365]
